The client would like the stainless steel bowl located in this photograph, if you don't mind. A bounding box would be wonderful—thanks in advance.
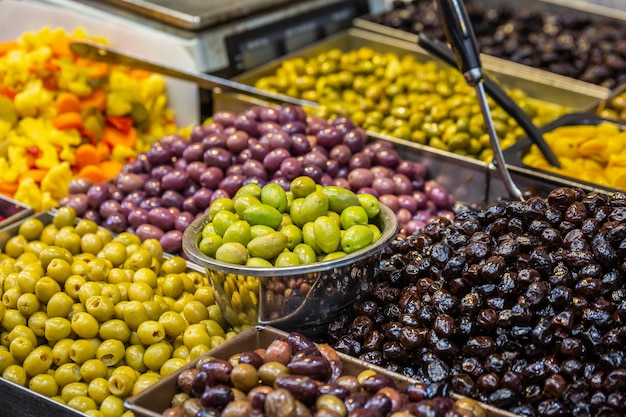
[182,204,398,334]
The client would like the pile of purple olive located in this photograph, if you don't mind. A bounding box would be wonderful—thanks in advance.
[60,104,455,255]
[373,0,626,89]
[326,187,626,416]
[163,330,486,417]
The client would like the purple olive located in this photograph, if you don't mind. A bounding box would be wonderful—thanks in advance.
[202,133,228,150]
[170,136,191,157]
[280,157,302,181]
[258,121,281,135]
[119,199,138,216]
[278,104,301,124]
[162,190,184,209]
[372,177,396,195]
[199,167,224,190]
[282,121,306,135]
[325,159,340,177]
[333,178,350,189]
[203,122,226,136]
[374,148,400,168]
[237,148,253,164]
[148,207,175,230]
[219,175,246,197]
[83,209,101,224]
[303,151,328,170]
[174,211,194,232]
[263,148,290,172]
[104,213,127,234]
[226,131,249,153]
[61,194,88,217]
[213,111,237,128]
[192,188,213,211]
[182,196,197,214]
[290,133,312,156]
[302,164,322,183]
[136,224,165,241]
[306,117,329,136]
[186,161,207,183]
[160,230,182,254]
[398,195,418,213]
[349,152,372,170]
[126,190,147,205]
[425,181,451,209]
[150,165,173,181]
[210,189,230,203]
[115,172,144,193]
[203,148,233,171]
[371,165,393,179]
[242,159,268,180]
[128,208,150,228]
[356,187,380,198]
[348,168,374,190]
[234,113,258,137]
[147,143,173,165]
[182,142,204,162]
[270,177,290,191]
[317,126,344,149]
[87,184,110,208]
[248,141,270,161]
[143,179,162,197]
[190,124,209,143]
[161,170,189,191]
[343,128,367,153]
[68,178,93,194]
[329,144,352,166]
[259,106,279,122]
[99,199,121,218]
[392,173,413,195]
[379,194,399,212]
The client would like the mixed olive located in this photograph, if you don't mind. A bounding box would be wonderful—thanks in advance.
[373,0,626,89]
[252,48,569,162]
[196,176,386,267]
[324,187,626,416]
[163,330,486,417]
[60,104,455,252]
[0,207,233,416]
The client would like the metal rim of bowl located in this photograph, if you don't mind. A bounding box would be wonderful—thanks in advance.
[182,203,398,276]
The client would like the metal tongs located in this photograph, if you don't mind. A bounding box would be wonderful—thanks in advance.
[69,40,318,109]
[417,32,561,170]
[435,0,530,200]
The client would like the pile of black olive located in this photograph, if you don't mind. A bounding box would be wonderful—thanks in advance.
[325,187,626,416]
[372,0,626,89]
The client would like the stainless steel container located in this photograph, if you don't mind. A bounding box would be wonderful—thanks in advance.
[182,204,398,335]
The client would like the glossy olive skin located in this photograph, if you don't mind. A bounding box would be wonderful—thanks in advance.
[168,331,485,417]
[326,187,626,416]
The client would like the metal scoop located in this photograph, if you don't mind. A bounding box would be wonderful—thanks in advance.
[435,0,524,200]
[69,39,318,109]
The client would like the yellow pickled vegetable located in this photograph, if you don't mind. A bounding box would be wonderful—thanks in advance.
[0,27,181,209]
[522,122,626,191]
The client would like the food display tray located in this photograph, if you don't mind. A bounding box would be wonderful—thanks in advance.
[495,113,626,198]
[126,325,517,417]
[0,209,209,417]
[0,194,34,230]
[233,28,609,112]
[353,0,625,95]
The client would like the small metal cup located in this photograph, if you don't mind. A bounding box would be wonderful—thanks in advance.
[183,204,398,334]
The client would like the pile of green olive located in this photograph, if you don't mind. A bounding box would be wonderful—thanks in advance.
[196,176,384,267]
[0,206,234,417]
[253,47,571,162]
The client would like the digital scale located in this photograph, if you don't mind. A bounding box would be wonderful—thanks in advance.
[36,0,386,76]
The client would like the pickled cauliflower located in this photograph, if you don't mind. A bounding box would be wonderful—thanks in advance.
[0,27,180,211]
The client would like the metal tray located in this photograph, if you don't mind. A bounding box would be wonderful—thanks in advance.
[353,0,626,89]
[126,326,517,417]
[0,194,34,230]
[496,113,626,198]
[234,28,608,111]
